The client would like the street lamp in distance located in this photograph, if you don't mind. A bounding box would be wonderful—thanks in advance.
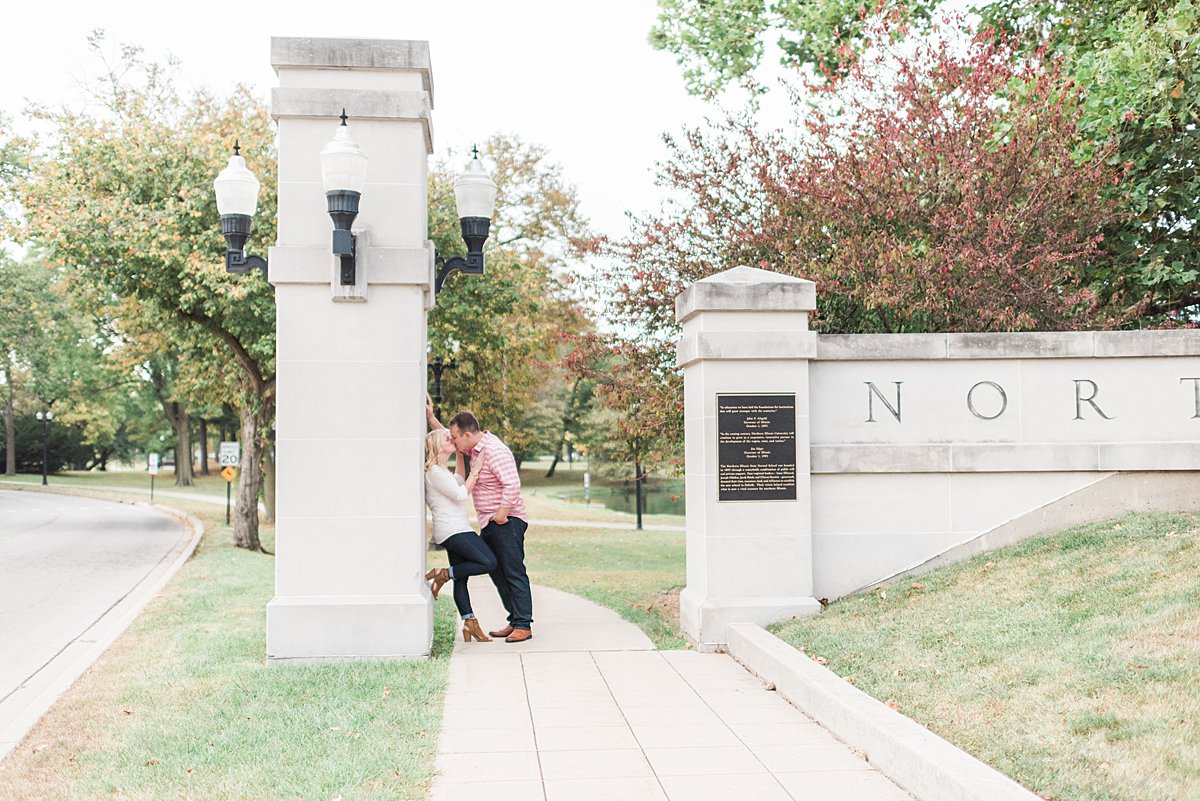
[35,410,53,485]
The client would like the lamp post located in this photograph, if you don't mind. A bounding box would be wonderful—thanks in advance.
[428,357,456,420]
[434,147,499,294]
[214,142,268,278]
[35,410,53,485]
[319,110,369,286]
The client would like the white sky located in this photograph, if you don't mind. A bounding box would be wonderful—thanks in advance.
[2,0,722,240]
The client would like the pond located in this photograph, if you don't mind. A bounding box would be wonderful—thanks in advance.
[556,483,686,517]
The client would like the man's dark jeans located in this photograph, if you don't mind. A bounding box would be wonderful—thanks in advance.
[443,531,498,619]
[480,516,533,629]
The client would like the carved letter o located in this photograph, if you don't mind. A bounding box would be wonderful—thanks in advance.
[967,381,1008,421]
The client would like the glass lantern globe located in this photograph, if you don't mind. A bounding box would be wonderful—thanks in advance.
[320,121,368,194]
[453,156,498,220]
[213,154,261,217]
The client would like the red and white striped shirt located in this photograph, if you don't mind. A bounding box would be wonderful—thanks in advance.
[468,431,527,528]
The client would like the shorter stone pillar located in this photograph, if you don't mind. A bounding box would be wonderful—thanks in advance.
[676,266,822,650]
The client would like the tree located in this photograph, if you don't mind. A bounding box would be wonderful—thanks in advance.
[15,36,276,550]
[588,18,1122,457]
[0,252,120,475]
[428,133,592,463]
[649,0,938,93]
[651,0,1200,323]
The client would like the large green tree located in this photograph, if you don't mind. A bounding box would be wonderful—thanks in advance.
[0,252,121,475]
[16,37,277,550]
[428,133,592,463]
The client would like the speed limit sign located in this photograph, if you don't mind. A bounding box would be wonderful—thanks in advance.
[219,441,240,467]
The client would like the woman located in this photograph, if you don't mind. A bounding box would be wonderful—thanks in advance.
[424,428,498,642]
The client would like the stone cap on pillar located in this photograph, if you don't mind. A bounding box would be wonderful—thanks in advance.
[271,38,434,106]
[675,266,816,325]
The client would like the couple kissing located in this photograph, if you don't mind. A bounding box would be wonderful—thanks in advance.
[424,398,533,644]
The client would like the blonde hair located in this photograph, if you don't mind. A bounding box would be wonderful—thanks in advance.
[424,429,449,472]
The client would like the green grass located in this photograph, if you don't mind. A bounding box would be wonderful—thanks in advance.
[771,511,1200,801]
[0,490,458,801]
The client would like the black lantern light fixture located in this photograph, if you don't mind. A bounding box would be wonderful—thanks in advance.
[213,141,268,277]
[320,110,369,286]
[435,147,499,294]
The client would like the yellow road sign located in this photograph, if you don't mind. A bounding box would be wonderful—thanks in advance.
[221,466,237,482]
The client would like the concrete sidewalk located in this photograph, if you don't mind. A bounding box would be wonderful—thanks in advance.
[430,584,913,801]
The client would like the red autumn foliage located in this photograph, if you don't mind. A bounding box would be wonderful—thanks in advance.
[571,17,1124,465]
[593,16,1122,341]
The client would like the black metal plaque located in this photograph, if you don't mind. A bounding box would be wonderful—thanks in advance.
[717,394,797,502]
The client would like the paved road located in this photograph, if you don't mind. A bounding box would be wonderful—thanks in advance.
[0,490,192,759]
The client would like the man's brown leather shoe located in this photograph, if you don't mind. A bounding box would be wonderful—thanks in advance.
[505,628,533,643]
[488,625,514,639]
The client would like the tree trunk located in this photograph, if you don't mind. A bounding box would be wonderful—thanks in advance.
[261,435,276,523]
[545,377,585,479]
[232,399,273,551]
[545,450,562,479]
[4,357,14,476]
[168,403,194,487]
[198,418,210,476]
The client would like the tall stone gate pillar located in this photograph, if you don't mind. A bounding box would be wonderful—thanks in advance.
[676,267,822,650]
[266,38,436,661]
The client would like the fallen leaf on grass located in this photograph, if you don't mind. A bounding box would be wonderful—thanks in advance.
[812,655,829,666]
[910,582,924,590]
[885,700,901,711]
[145,758,158,767]
[1128,663,1148,669]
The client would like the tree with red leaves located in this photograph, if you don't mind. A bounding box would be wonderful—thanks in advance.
[578,16,1123,468]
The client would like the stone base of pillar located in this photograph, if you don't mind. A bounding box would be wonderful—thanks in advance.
[266,594,433,663]
[680,588,822,652]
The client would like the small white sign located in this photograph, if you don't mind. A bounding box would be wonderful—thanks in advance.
[148,453,159,476]
[219,441,240,467]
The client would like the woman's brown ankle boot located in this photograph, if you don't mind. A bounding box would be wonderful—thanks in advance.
[462,618,492,642]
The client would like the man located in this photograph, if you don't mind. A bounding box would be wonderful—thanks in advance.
[427,401,533,642]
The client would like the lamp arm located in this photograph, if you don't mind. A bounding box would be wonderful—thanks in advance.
[434,250,484,294]
[226,251,269,280]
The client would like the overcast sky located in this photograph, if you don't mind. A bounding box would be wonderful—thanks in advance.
[2,0,723,239]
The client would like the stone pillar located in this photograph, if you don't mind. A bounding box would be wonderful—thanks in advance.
[266,38,436,661]
[676,266,822,650]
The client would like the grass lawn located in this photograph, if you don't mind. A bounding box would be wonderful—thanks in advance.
[772,511,1200,801]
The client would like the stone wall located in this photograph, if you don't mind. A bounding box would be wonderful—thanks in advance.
[677,267,1200,648]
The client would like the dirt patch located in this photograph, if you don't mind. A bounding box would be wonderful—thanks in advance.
[643,586,682,621]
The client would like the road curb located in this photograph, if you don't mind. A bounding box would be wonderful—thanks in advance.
[726,623,1043,801]
[0,492,204,763]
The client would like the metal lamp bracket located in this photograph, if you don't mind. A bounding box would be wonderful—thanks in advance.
[331,228,368,302]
